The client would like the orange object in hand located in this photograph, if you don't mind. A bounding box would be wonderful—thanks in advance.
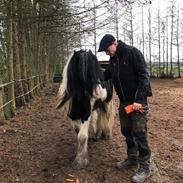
[124,104,144,114]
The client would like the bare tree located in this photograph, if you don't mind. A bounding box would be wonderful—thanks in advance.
[141,5,145,55]
[6,0,16,117]
[157,0,161,77]
[169,0,176,77]
[176,0,181,78]
[162,21,166,76]
[148,2,152,76]
[166,6,169,77]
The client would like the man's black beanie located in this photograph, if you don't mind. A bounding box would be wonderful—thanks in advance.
[98,34,115,52]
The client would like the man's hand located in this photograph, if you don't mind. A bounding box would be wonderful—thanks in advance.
[133,102,142,111]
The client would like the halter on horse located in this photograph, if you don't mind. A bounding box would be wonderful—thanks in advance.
[56,50,114,168]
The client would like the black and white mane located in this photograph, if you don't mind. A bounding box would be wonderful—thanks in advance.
[56,49,114,169]
[57,49,112,122]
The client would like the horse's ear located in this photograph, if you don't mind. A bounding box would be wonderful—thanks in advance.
[73,50,78,57]
[89,50,95,57]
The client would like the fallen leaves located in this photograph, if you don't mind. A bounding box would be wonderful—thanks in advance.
[75,178,79,183]
[66,178,75,182]
[65,174,88,183]
[65,174,81,183]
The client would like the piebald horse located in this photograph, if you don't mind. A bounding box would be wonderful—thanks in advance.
[56,50,114,169]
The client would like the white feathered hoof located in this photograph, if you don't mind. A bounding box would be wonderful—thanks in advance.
[96,129,111,140]
[72,157,89,170]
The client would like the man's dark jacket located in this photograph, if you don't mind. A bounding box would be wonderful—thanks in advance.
[104,41,152,104]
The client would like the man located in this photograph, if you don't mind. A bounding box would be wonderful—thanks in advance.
[98,34,152,183]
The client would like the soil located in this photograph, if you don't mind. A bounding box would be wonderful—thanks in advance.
[0,79,183,183]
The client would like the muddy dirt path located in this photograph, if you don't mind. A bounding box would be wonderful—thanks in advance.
[0,79,183,183]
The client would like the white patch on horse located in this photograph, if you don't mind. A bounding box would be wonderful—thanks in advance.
[93,84,107,101]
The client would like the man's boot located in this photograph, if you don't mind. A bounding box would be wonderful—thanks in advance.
[116,158,138,169]
[132,167,151,183]
[132,156,151,183]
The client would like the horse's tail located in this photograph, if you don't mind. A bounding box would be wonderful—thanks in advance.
[56,55,72,110]
[56,92,70,109]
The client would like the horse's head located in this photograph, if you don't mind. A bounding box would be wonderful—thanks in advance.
[67,50,103,96]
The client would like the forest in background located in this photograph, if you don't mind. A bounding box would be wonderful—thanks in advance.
[0,0,182,120]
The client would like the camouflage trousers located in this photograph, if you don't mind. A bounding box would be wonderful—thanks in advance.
[119,102,151,169]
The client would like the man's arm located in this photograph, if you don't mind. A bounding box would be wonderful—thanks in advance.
[132,48,152,105]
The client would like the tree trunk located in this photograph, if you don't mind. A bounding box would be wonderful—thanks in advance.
[158,1,161,77]
[115,0,119,40]
[6,1,15,118]
[0,76,5,120]
[166,8,169,77]
[18,16,30,102]
[24,21,35,98]
[32,0,41,94]
[12,17,26,106]
[162,24,165,76]
[170,3,174,77]
[141,5,144,55]
[148,4,152,77]
[176,1,181,78]
[130,6,133,46]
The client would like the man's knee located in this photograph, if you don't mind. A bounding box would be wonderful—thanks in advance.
[133,131,150,157]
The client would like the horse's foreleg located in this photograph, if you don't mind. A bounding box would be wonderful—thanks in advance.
[106,100,115,138]
[89,110,98,139]
[73,119,90,169]
[71,120,81,135]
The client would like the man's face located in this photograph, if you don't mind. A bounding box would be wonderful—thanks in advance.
[105,42,117,57]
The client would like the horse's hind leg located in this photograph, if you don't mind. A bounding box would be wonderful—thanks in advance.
[73,119,90,169]
[97,101,115,139]
[96,109,110,139]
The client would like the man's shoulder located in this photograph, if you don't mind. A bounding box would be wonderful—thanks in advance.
[117,41,131,55]
[119,41,141,53]
[125,44,140,53]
